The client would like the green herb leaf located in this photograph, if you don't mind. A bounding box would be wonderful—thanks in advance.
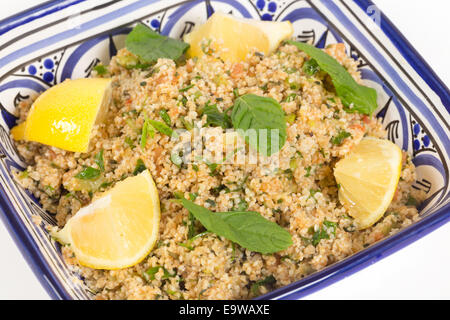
[251,275,276,296]
[93,64,108,75]
[124,137,136,149]
[75,166,101,180]
[233,88,240,99]
[287,41,378,115]
[148,119,177,138]
[178,242,194,251]
[99,181,113,189]
[305,166,312,177]
[203,102,232,129]
[170,151,183,168]
[323,220,337,236]
[309,220,337,246]
[189,192,198,201]
[180,116,194,130]
[285,114,296,125]
[144,266,176,281]
[331,130,352,145]
[303,58,321,76]
[179,84,195,92]
[282,93,297,103]
[179,199,292,254]
[173,191,184,199]
[232,199,248,211]
[406,196,418,207]
[126,24,189,63]
[133,159,146,175]
[187,212,197,239]
[94,149,104,171]
[312,228,329,246]
[159,109,171,126]
[231,94,287,156]
[141,116,155,149]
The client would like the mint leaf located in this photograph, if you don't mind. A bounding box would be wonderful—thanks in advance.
[179,199,292,254]
[231,94,287,156]
[126,23,189,63]
[287,41,378,115]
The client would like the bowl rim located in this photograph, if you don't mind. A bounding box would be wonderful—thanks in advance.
[0,0,448,300]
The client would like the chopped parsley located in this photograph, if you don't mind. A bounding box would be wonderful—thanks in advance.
[305,166,312,177]
[94,149,104,171]
[75,166,101,180]
[282,93,297,103]
[406,196,418,207]
[140,115,155,149]
[93,64,108,75]
[143,266,176,281]
[251,275,276,296]
[179,83,194,92]
[133,159,146,175]
[331,130,352,145]
[232,199,248,211]
[159,109,171,126]
[124,137,135,149]
[303,58,321,76]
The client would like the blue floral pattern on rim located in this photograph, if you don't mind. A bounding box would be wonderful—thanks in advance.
[0,0,448,300]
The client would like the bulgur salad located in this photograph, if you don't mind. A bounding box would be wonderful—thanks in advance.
[10,14,425,300]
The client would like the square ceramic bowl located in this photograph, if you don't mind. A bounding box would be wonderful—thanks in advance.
[0,0,448,300]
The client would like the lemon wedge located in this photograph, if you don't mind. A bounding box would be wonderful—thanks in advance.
[11,78,112,153]
[334,138,402,229]
[183,12,293,62]
[10,121,26,140]
[54,170,160,270]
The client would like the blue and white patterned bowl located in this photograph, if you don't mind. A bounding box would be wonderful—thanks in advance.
[0,0,448,300]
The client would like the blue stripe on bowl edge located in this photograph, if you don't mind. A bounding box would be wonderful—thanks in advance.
[0,0,63,26]
[0,0,87,36]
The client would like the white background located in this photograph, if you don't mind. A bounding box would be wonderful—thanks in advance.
[0,0,448,300]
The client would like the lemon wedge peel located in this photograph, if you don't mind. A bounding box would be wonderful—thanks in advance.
[12,78,112,153]
[10,121,26,140]
[55,170,160,270]
[334,137,402,230]
[183,12,294,62]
